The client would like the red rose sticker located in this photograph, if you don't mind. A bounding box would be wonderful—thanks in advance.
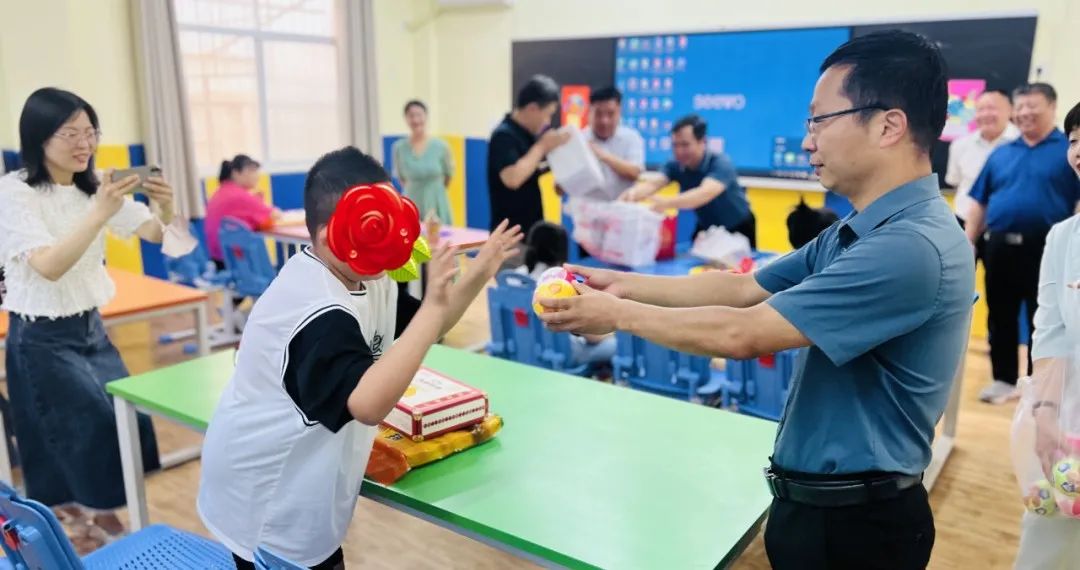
[326,182,421,275]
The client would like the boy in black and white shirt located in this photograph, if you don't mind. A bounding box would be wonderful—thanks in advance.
[198,147,522,569]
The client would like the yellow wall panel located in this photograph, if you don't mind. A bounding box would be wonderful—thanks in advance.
[95,144,130,170]
[442,135,466,226]
[539,172,562,224]
[95,145,143,273]
[745,188,825,254]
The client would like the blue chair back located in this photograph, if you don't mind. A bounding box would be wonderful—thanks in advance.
[254,546,306,570]
[220,217,275,297]
[0,481,82,569]
[613,333,724,402]
[486,271,544,368]
[726,349,799,421]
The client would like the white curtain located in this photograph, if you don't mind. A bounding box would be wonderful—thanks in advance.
[130,0,204,218]
[339,0,381,160]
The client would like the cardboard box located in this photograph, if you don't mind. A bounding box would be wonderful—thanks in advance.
[382,368,489,441]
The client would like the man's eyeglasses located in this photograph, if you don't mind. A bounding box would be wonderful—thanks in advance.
[53,129,101,146]
[805,105,888,134]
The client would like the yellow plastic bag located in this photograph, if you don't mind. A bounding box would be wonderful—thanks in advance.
[366,414,503,485]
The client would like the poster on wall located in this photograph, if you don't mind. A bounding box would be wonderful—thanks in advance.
[941,79,986,142]
[561,86,591,129]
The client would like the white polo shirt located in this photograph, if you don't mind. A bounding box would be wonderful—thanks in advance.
[945,123,1020,220]
[198,248,419,565]
[582,126,645,201]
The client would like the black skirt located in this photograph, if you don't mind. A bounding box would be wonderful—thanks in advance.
[5,310,160,509]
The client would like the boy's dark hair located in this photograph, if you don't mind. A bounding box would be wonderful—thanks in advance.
[672,114,707,140]
[589,87,622,105]
[218,154,260,183]
[524,221,569,273]
[515,75,560,110]
[820,30,947,153]
[1065,101,1080,135]
[304,146,391,240]
[787,198,840,249]
[404,99,427,114]
[19,87,101,196]
[1014,83,1057,104]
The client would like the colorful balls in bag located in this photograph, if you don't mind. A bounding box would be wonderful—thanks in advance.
[532,267,579,315]
[1053,457,1080,496]
[1024,480,1059,516]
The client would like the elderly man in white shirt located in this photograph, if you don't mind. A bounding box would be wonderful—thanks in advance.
[1013,100,1080,570]
[581,87,645,202]
[945,89,1019,228]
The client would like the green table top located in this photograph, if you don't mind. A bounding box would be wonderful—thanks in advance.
[107,346,776,569]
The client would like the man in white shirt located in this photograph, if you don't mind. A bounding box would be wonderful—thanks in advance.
[582,86,645,202]
[945,89,1019,228]
[569,87,645,257]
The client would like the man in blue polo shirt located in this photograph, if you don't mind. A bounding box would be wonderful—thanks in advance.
[537,31,973,569]
[619,114,756,247]
[965,83,1080,404]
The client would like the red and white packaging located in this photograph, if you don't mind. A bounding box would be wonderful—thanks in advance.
[382,368,489,441]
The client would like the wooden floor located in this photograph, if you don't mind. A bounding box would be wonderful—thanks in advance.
[42,289,1027,568]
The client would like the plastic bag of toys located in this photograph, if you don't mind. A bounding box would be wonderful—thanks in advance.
[365,414,503,485]
[1011,357,1080,518]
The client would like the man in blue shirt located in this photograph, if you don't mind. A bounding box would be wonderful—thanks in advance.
[965,83,1080,404]
[537,31,973,569]
[619,114,756,247]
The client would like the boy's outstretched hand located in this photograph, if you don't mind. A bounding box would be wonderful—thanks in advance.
[422,244,459,310]
[472,220,524,280]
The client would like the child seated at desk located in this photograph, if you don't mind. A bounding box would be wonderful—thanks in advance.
[518,221,616,368]
[197,146,522,569]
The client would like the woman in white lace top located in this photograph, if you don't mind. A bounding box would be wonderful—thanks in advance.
[0,88,175,547]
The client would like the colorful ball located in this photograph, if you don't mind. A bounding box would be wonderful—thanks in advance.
[1024,480,1059,516]
[532,268,579,315]
[1053,457,1080,497]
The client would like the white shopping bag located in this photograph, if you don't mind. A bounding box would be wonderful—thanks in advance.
[690,226,751,268]
[567,199,664,267]
[547,126,605,198]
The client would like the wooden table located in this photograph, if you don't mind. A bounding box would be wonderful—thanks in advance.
[107,347,776,568]
[0,268,210,486]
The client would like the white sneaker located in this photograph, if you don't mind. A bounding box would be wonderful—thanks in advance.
[979,380,1020,404]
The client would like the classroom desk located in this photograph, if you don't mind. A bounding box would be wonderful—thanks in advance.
[0,268,211,489]
[107,346,776,569]
[577,251,968,491]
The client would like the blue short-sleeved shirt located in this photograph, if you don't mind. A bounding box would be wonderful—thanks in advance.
[968,129,1080,234]
[662,152,752,231]
[754,174,975,475]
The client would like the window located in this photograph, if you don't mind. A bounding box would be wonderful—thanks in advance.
[175,0,345,173]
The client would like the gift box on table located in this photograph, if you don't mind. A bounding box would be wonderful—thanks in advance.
[381,368,489,442]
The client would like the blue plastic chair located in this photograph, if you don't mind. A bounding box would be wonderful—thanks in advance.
[613,332,729,404]
[725,349,799,421]
[487,271,599,376]
[254,545,305,570]
[0,482,233,569]
[160,221,237,353]
[220,217,275,298]
[485,271,545,369]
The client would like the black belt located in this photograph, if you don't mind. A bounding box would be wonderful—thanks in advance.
[764,467,923,508]
[984,230,1047,246]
